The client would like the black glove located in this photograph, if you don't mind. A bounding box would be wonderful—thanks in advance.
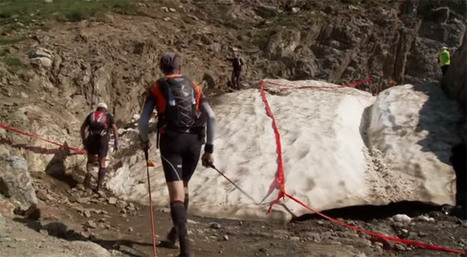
[114,140,120,153]
[201,152,213,167]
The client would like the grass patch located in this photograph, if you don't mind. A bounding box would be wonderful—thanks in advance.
[1,56,25,68]
[252,29,276,48]
[0,37,26,45]
[0,0,140,25]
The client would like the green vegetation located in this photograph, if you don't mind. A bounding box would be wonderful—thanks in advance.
[252,29,276,49]
[1,56,25,68]
[0,0,140,28]
[0,37,25,45]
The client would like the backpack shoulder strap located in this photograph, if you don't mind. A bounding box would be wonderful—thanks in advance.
[152,78,170,113]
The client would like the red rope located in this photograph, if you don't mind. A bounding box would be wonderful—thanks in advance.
[265,77,372,90]
[286,192,466,255]
[0,123,87,155]
[259,81,286,211]
[259,79,466,255]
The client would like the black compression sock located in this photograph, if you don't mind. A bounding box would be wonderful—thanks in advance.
[170,201,191,257]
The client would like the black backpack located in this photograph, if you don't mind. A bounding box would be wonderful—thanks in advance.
[156,77,205,134]
[89,111,108,136]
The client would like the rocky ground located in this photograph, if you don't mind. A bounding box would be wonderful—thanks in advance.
[0,171,466,257]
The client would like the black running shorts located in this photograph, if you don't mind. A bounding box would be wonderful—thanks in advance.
[85,134,110,157]
[159,132,202,183]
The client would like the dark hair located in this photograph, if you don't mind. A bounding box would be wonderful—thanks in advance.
[160,52,180,74]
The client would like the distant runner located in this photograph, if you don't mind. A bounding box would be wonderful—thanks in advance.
[80,103,119,193]
[226,51,245,90]
[438,46,452,76]
[139,52,216,257]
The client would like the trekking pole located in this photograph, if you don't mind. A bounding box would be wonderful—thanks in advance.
[209,164,258,204]
[144,149,158,257]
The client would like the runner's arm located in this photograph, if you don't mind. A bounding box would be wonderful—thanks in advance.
[138,93,157,142]
[112,124,119,142]
[80,115,90,141]
[201,101,215,153]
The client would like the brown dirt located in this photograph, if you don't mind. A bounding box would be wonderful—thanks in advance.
[4,171,464,257]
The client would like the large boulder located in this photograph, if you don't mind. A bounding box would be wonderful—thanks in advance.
[0,156,37,207]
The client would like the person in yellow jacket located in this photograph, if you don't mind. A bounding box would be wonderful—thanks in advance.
[438,46,452,76]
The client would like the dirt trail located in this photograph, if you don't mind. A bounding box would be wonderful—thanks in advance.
[1,172,465,257]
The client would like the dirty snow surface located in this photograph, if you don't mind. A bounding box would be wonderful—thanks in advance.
[107,80,462,221]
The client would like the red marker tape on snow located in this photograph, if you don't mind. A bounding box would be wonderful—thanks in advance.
[259,79,466,255]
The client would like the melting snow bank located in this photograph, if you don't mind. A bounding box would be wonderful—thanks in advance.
[106,80,463,221]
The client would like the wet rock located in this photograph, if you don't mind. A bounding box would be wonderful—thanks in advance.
[392,214,411,224]
[416,215,435,222]
[210,222,221,229]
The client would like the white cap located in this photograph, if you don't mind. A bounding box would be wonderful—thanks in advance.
[96,102,108,110]
[442,46,448,50]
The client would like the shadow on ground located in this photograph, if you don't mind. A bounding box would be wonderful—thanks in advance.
[13,217,153,257]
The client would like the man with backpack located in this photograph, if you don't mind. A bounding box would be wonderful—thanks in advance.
[80,102,120,194]
[138,52,215,257]
[226,51,245,90]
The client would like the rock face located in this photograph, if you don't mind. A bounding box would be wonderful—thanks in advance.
[0,0,465,177]
[0,156,37,207]
[441,33,467,110]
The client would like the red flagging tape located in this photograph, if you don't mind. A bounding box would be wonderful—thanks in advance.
[265,77,372,90]
[259,80,286,210]
[0,123,87,155]
[259,79,466,255]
